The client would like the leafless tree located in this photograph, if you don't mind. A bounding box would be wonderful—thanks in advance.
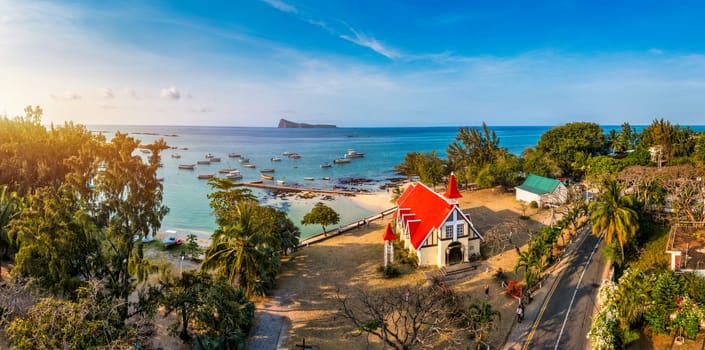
[337,283,461,350]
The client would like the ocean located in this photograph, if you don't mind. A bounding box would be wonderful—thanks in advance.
[88,124,682,240]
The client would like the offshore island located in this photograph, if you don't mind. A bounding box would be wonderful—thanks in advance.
[277,118,337,128]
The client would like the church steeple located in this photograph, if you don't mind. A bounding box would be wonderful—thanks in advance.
[443,172,462,205]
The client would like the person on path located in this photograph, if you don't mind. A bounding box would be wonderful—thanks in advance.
[516,305,524,323]
[484,284,490,298]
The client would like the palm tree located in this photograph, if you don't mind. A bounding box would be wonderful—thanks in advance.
[589,177,639,262]
[202,202,271,297]
[515,249,542,288]
[465,300,501,348]
[0,185,20,259]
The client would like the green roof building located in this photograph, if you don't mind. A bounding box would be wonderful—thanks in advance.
[515,174,568,207]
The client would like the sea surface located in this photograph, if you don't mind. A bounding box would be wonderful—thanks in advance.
[88,124,703,240]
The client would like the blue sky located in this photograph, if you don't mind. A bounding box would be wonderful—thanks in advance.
[2,0,705,126]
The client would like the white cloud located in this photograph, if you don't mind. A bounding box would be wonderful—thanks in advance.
[101,88,114,99]
[340,29,399,60]
[260,0,297,14]
[51,91,82,100]
[649,48,664,55]
[160,87,181,100]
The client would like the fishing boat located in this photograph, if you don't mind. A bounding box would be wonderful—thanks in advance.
[243,164,256,169]
[178,164,196,170]
[171,153,181,159]
[225,170,242,179]
[288,153,301,159]
[228,153,241,158]
[303,177,315,181]
[320,162,332,168]
[218,168,238,174]
[197,174,214,180]
[271,157,282,162]
[261,173,274,180]
[260,168,275,173]
[333,158,351,164]
[197,160,211,165]
[345,149,365,158]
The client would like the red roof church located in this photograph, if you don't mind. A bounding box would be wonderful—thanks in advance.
[394,173,483,267]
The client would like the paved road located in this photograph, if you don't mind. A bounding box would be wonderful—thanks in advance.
[521,232,606,350]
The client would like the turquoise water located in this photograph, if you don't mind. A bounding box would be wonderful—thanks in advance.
[91,124,704,240]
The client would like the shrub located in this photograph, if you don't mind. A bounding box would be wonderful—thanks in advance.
[493,269,507,283]
[529,201,538,208]
[378,264,401,278]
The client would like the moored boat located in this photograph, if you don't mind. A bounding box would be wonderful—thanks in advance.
[197,174,214,180]
[209,157,221,162]
[178,164,196,170]
[345,149,365,158]
[320,162,332,168]
[205,153,214,159]
[333,158,351,164]
[196,160,211,165]
[228,153,241,158]
[303,177,315,181]
[271,157,282,162]
[288,153,301,159]
[225,170,242,179]
[171,153,181,158]
[238,158,250,163]
[282,151,292,156]
[322,176,331,181]
[276,179,285,185]
[261,173,274,180]
[243,164,256,169]
[260,168,275,173]
[218,168,238,174]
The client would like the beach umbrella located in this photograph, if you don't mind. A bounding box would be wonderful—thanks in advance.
[383,223,396,268]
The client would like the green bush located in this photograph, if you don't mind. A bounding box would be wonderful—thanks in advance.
[529,201,538,208]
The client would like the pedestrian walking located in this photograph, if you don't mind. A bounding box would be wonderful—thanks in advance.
[484,284,490,298]
[516,305,524,323]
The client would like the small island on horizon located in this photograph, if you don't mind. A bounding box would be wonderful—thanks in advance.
[278,118,336,128]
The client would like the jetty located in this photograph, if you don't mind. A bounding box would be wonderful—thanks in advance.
[233,181,364,196]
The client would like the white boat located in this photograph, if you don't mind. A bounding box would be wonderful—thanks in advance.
[304,177,315,181]
[225,170,242,179]
[333,158,351,164]
[271,157,282,162]
[205,153,214,159]
[228,153,241,158]
[243,164,256,169]
[288,153,301,159]
[276,179,285,185]
[218,168,238,174]
[322,176,331,181]
[171,153,181,159]
[178,164,196,170]
[282,151,292,156]
[345,149,365,158]
[238,158,250,163]
[197,174,214,180]
[320,162,332,168]
[261,168,275,173]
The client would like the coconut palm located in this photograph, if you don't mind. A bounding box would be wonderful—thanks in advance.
[202,201,271,297]
[464,300,501,348]
[589,177,639,262]
[515,249,542,288]
[0,185,20,259]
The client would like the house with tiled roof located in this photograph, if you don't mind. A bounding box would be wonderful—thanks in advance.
[515,174,568,207]
[394,173,483,267]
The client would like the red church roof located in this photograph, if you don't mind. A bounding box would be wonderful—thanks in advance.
[383,223,396,241]
[396,182,455,250]
[443,173,462,200]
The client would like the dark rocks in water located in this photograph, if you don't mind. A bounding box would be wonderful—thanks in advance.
[337,177,374,186]
[278,118,336,128]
